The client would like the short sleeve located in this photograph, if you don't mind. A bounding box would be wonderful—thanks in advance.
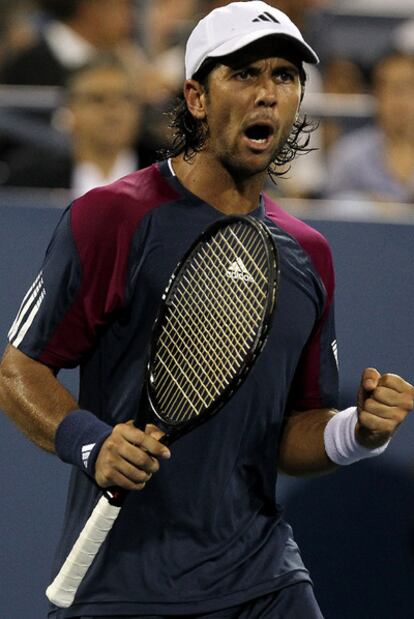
[287,237,339,411]
[8,189,133,368]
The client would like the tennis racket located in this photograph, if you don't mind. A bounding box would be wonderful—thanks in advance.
[46,215,279,608]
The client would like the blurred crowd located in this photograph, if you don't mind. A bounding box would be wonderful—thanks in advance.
[0,0,413,207]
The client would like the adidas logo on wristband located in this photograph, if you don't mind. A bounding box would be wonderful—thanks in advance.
[81,443,96,469]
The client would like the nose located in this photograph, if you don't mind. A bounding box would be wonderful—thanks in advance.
[254,79,277,108]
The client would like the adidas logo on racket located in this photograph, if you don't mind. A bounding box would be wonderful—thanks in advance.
[226,257,254,282]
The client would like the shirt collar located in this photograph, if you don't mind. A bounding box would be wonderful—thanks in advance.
[44,21,96,69]
[71,150,138,199]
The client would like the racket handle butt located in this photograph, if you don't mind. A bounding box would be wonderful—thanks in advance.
[45,495,121,607]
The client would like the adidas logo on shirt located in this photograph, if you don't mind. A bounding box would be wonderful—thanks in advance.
[252,12,280,23]
[226,258,254,283]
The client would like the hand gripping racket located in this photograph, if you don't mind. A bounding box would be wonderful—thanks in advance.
[46,215,279,608]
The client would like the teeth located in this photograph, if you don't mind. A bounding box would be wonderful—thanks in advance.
[251,138,267,143]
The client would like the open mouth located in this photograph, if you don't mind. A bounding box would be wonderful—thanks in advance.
[244,123,274,146]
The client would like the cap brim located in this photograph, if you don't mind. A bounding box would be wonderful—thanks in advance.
[204,30,319,67]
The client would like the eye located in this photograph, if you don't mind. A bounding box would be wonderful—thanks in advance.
[275,68,297,83]
[234,68,256,81]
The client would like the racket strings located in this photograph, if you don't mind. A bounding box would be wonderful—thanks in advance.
[165,241,261,390]
[219,221,268,280]
[220,224,269,290]
[156,318,251,422]
[152,223,272,423]
[159,319,225,395]
[206,238,266,321]
[159,232,260,381]
[154,230,268,421]
[157,294,234,409]
[161,295,240,390]
[200,222,269,317]
[184,260,256,348]
[227,225,269,284]
[156,284,245,420]
[156,292,244,420]
[157,278,263,419]
[157,264,245,389]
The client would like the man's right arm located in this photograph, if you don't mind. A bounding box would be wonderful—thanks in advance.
[0,344,76,451]
[0,344,170,490]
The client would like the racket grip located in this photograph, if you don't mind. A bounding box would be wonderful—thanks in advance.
[45,495,121,608]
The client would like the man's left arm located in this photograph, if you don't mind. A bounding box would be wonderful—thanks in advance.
[278,368,414,476]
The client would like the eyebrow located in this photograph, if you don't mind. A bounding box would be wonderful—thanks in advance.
[227,57,301,71]
[226,62,301,79]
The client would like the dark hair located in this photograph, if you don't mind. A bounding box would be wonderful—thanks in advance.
[368,48,414,86]
[65,53,130,90]
[38,0,84,21]
[163,60,317,184]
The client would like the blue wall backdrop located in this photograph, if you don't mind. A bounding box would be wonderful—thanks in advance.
[0,201,413,618]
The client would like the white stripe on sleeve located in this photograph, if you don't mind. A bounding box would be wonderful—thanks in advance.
[8,272,46,346]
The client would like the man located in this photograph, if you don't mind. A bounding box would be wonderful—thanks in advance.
[3,55,155,197]
[323,49,414,203]
[0,2,412,618]
[0,0,175,180]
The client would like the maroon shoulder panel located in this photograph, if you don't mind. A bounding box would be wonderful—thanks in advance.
[264,194,337,411]
[263,194,335,299]
[39,165,179,366]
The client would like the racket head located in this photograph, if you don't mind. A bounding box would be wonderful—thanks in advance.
[139,215,279,443]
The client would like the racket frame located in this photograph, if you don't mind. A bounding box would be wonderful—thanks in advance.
[141,215,279,445]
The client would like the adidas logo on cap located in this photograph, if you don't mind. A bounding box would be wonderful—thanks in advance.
[252,11,280,23]
[184,1,319,79]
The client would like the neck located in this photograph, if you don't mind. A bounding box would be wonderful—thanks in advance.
[74,143,120,177]
[171,152,267,215]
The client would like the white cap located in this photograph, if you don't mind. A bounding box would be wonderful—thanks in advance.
[185,1,319,79]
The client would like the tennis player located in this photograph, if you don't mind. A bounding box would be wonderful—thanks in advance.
[0,2,413,618]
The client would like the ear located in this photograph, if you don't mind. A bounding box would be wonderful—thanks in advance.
[52,107,75,134]
[183,79,207,120]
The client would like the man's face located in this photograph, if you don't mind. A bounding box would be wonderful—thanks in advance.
[374,54,414,139]
[196,40,303,179]
[68,66,141,153]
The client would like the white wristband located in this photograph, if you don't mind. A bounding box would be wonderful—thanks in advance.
[324,406,391,466]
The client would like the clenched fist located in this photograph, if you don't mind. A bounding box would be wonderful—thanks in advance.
[356,368,414,450]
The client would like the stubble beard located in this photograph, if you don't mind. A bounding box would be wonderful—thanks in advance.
[219,128,292,182]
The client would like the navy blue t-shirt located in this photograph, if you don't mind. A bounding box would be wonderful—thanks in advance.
[8,160,339,617]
